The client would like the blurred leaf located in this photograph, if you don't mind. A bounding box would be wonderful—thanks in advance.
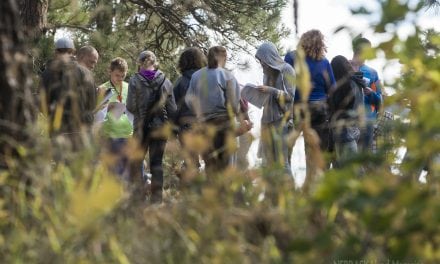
[68,169,123,229]
[350,6,372,15]
[109,236,130,264]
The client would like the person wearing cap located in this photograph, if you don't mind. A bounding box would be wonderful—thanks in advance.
[54,37,76,57]
[40,37,97,148]
[254,41,296,176]
[126,50,177,203]
[77,45,99,71]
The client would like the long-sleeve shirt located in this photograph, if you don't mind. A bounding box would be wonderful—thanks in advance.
[255,43,296,125]
[260,64,296,125]
[126,70,176,137]
[173,69,197,124]
[359,64,382,120]
[185,67,240,121]
[284,52,336,102]
[41,57,96,134]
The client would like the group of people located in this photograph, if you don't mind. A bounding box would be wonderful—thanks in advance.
[285,30,382,175]
[39,29,383,202]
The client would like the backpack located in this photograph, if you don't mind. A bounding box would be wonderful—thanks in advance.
[136,74,167,140]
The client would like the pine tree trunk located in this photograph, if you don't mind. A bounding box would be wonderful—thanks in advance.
[18,0,48,40]
[0,0,36,165]
[95,0,113,35]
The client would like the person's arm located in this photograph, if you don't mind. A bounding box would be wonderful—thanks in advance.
[280,66,296,103]
[239,99,250,121]
[172,77,183,113]
[284,51,295,67]
[371,79,382,108]
[226,77,241,115]
[257,66,295,103]
[326,61,337,95]
[364,72,382,111]
[126,77,137,115]
[164,80,177,122]
[184,77,196,111]
[81,68,97,124]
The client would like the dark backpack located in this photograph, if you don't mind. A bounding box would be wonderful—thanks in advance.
[137,75,167,141]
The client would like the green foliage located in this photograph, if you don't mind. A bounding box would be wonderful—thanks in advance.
[38,0,289,84]
[2,0,440,263]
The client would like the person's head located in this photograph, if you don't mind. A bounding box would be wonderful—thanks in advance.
[109,57,128,86]
[54,37,75,57]
[330,55,354,82]
[255,41,284,76]
[138,50,158,70]
[207,46,227,69]
[298,29,327,60]
[178,47,207,73]
[77,46,99,71]
[352,37,372,56]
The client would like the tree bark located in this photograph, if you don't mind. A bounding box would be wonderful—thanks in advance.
[18,0,48,40]
[0,0,36,165]
[95,0,113,35]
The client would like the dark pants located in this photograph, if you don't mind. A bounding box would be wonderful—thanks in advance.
[360,121,374,153]
[202,117,234,174]
[178,123,201,172]
[130,132,166,202]
[309,101,330,152]
[304,101,331,180]
[108,138,129,180]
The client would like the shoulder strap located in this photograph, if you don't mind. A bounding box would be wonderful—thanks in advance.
[141,76,167,135]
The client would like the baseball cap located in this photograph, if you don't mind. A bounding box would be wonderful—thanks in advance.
[55,37,75,49]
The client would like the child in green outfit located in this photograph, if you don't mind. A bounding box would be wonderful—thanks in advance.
[99,57,133,179]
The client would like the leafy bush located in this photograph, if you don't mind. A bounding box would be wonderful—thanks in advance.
[1,0,439,263]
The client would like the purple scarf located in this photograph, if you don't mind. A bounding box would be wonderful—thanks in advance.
[139,69,157,80]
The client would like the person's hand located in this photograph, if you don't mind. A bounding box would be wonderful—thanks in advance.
[243,120,253,131]
[97,86,107,96]
[257,85,270,93]
[363,87,373,95]
[236,120,253,136]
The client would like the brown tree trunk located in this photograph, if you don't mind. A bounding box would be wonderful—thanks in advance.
[0,0,36,166]
[95,0,113,35]
[293,0,299,36]
[18,0,48,40]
